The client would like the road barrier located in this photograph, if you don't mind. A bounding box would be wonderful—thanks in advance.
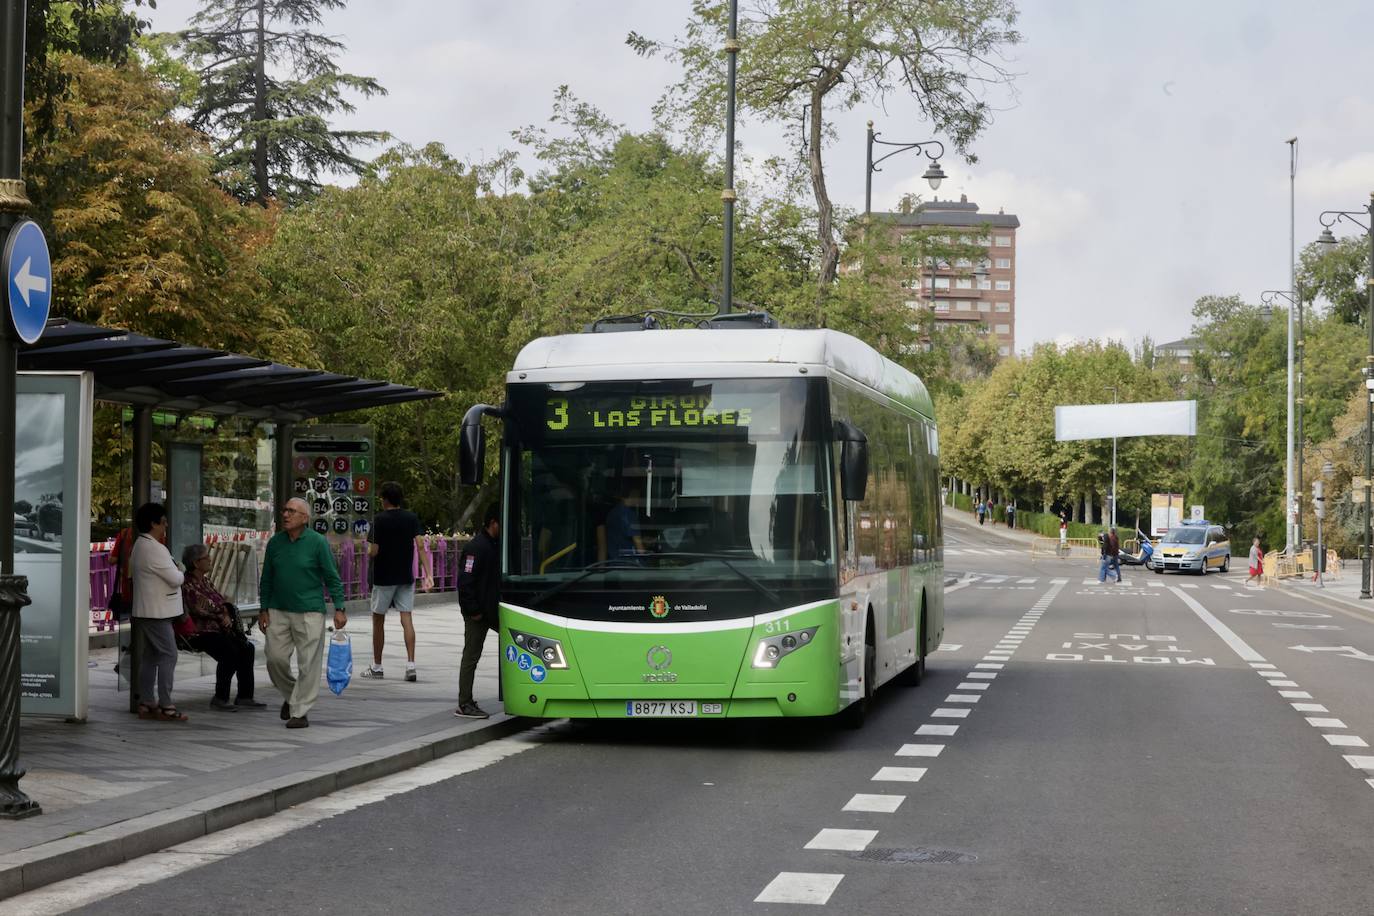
[1030,537,1102,559]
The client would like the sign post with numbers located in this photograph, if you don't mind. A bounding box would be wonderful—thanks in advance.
[290,425,375,543]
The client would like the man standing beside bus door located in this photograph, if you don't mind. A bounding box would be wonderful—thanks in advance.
[455,503,501,719]
[364,482,434,682]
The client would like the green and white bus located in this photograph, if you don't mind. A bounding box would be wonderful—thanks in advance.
[460,319,944,725]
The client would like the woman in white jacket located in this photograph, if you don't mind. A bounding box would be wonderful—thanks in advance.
[131,502,188,722]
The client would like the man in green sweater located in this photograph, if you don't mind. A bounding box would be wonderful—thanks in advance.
[258,497,347,728]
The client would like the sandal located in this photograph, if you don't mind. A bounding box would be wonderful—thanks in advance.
[137,703,158,720]
[157,706,189,723]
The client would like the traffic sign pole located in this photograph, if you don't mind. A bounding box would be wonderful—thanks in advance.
[0,0,41,818]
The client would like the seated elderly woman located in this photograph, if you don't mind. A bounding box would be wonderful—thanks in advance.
[180,543,265,711]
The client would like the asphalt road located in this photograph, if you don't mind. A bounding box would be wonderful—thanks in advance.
[27,516,1374,914]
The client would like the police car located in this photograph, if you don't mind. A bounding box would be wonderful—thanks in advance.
[1151,520,1230,574]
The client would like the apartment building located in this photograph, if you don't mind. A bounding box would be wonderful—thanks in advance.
[882,195,1020,357]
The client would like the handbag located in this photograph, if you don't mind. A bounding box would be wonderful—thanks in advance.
[172,613,197,639]
[108,533,133,621]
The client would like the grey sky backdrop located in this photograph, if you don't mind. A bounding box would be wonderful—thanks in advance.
[149,1,1374,354]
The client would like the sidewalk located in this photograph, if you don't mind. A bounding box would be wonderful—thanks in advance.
[0,602,523,899]
[1279,564,1374,619]
[944,504,1042,547]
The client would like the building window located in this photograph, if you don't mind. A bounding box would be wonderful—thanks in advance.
[995,235,1011,247]
[995,323,1010,334]
[923,277,933,289]
[955,277,972,290]
[994,279,1011,291]
[995,257,1012,269]
[934,300,950,313]
[998,345,1010,356]
[934,277,950,290]
[977,277,992,290]
[977,301,992,313]
[995,302,1011,313]
[905,300,921,310]
[955,257,972,268]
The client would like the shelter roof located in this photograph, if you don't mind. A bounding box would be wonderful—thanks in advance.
[20,319,442,421]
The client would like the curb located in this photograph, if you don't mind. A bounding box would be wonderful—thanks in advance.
[1279,581,1374,621]
[0,714,534,900]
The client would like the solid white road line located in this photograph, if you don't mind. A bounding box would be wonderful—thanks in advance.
[872,766,928,782]
[896,743,945,757]
[755,873,844,905]
[916,724,959,736]
[844,794,905,813]
[1168,586,1265,662]
[805,828,878,851]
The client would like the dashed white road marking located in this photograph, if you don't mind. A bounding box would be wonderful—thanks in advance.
[938,643,963,651]
[1278,690,1313,699]
[755,873,844,905]
[805,828,878,851]
[945,694,981,703]
[974,662,1004,670]
[1269,679,1300,687]
[1250,662,1276,669]
[1259,671,1287,678]
[843,793,905,813]
[956,682,989,691]
[872,766,928,782]
[1325,735,1369,748]
[1210,584,1231,590]
[1342,755,1374,770]
[931,708,971,718]
[916,724,959,736]
[1017,578,1036,584]
[896,743,945,757]
[1307,717,1348,728]
[1293,703,1330,713]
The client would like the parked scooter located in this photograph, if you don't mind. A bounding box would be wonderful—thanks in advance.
[1118,528,1155,566]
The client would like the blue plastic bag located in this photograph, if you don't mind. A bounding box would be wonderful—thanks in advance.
[326,629,352,696]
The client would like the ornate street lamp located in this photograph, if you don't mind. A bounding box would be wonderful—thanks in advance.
[1316,195,1374,598]
[865,122,946,218]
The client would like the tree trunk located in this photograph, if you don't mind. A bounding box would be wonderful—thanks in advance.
[253,0,270,205]
[806,58,849,314]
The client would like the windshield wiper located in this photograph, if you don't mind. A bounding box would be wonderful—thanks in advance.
[648,552,780,604]
[530,559,641,607]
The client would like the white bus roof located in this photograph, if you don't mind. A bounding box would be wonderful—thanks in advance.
[510,328,934,417]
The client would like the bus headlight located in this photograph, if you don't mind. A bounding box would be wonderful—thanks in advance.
[510,628,568,669]
[753,627,819,669]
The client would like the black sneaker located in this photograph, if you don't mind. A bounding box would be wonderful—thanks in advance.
[286,716,309,729]
[280,701,291,721]
[361,665,384,678]
[454,702,489,719]
[209,697,238,712]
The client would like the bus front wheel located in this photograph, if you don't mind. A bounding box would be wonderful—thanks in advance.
[841,614,876,729]
[895,603,927,687]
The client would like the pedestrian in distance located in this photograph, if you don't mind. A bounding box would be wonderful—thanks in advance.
[1247,537,1264,587]
[1006,502,1016,530]
[1058,511,1069,556]
[455,502,501,719]
[1098,526,1123,583]
[976,500,986,526]
[181,543,263,711]
[363,481,435,682]
[257,497,347,729]
[131,502,188,722]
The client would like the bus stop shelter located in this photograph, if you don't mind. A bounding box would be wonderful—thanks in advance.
[18,317,443,714]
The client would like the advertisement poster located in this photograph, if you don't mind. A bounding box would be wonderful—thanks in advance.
[18,372,92,719]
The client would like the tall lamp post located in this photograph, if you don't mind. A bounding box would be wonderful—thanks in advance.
[1316,194,1374,599]
[1104,385,1118,528]
[865,122,946,218]
[1263,287,1305,545]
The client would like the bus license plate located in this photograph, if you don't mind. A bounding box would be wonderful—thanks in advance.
[626,700,697,717]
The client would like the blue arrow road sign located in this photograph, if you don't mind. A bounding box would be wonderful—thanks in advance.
[3,220,52,344]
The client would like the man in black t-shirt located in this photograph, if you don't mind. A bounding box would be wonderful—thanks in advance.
[364,482,434,681]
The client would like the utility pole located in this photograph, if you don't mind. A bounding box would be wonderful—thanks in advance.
[1285,137,1297,553]
[0,0,41,817]
[718,0,738,316]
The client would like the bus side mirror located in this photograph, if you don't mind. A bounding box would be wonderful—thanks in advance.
[460,404,505,485]
[834,420,868,502]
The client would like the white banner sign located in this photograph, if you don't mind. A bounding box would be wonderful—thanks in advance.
[1054,400,1197,441]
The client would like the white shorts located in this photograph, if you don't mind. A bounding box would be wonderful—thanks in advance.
[370,582,416,615]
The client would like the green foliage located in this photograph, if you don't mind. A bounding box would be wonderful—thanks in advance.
[23,53,309,360]
[629,0,1022,297]
[175,0,387,205]
[1299,235,1369,326]
[256,143,544,526]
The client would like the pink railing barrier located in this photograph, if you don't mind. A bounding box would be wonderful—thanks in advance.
[89,535,468,631]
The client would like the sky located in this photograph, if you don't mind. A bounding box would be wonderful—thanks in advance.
[147,0,1374,355]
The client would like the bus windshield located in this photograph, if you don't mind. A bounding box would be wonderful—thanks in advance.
[505,378,835,618]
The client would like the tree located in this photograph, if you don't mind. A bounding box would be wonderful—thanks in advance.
[175,0,386,205]
[24,0,153,142]
[1299,235,1370,326]
[630,0,1021,303]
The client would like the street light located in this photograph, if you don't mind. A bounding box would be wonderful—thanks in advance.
[1104,385,1118,528]
[865,121,946,218]
[1262,287,1305,545]
[1316,194,1374,599]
